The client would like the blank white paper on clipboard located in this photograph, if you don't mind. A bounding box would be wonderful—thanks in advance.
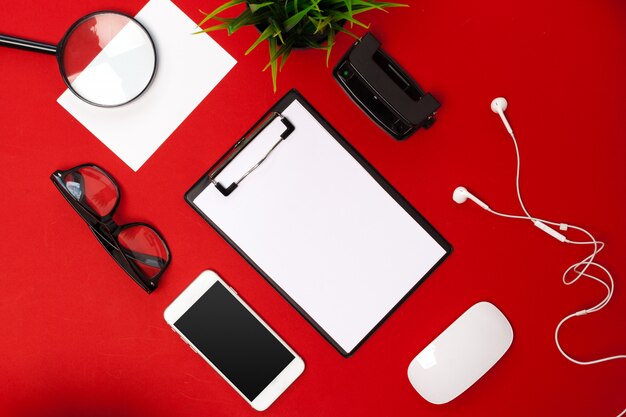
[192,95,449,355]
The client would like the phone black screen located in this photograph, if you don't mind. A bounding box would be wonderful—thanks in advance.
[174,281,295,401]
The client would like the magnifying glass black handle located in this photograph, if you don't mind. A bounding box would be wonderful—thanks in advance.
[0,34,56,55]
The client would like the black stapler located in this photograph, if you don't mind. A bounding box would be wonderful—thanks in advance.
[334,33,440,140]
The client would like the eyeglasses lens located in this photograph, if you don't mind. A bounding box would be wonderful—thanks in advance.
[118,225,169,279]
[63,166,118,217]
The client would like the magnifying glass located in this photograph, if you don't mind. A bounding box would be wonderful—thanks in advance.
[0,11,156,107]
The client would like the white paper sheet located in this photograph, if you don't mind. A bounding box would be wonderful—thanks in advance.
[193,100,448,354]
[58,0,236,171]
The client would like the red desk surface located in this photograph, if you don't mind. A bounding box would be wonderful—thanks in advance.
[1,0,625,416]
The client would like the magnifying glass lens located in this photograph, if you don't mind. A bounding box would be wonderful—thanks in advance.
[60,12,156,107]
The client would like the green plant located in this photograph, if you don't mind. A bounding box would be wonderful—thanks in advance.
[196,0,407,91]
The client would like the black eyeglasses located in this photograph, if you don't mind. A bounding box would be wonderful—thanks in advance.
[51,164,170,293]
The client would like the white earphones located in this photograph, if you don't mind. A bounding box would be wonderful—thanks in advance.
[490,97,514,135]
[453,98,625,376]
[452,186,490,210]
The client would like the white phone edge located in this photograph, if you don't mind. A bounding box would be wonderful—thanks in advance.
[163,270,305,411]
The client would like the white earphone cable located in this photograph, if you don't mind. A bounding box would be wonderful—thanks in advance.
[509,129,626,417]
[510,133,533,220]
[462,101,626,416]
[490,129,625,366]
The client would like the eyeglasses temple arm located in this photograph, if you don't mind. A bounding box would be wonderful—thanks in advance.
[121,249,168,269]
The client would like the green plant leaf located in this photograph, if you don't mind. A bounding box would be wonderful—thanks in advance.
[249,1,273,13]
[192,22,231,34]
[279,47,292,71]
[335,12,370,28]
[268,17,284,44]
[351,1,408,13]
[245,24,275,55]
[309,15,333,34]
[344,0,353,18]
[325,26,335,67]
[284,0,320,31]
[270,38,296,72]
[197,0,245,27]
[227,9,266,34]
[263,39,292,70]
[333,23,360,40]
[268,37,278,92]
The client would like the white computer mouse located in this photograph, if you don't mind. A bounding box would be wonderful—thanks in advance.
[407,301,513,404]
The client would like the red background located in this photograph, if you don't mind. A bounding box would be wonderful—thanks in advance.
[1,0,625,416]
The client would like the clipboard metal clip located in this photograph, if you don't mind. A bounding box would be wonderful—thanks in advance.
[209,112,295,196]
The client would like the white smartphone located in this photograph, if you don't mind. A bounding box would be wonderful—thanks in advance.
[163,270,305,411]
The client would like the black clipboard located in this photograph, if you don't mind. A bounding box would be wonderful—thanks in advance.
[186,89,452,356]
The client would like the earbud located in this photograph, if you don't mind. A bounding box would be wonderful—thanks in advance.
[490,97,508,113]
[452,186,490,211]
[490,97,514,136]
